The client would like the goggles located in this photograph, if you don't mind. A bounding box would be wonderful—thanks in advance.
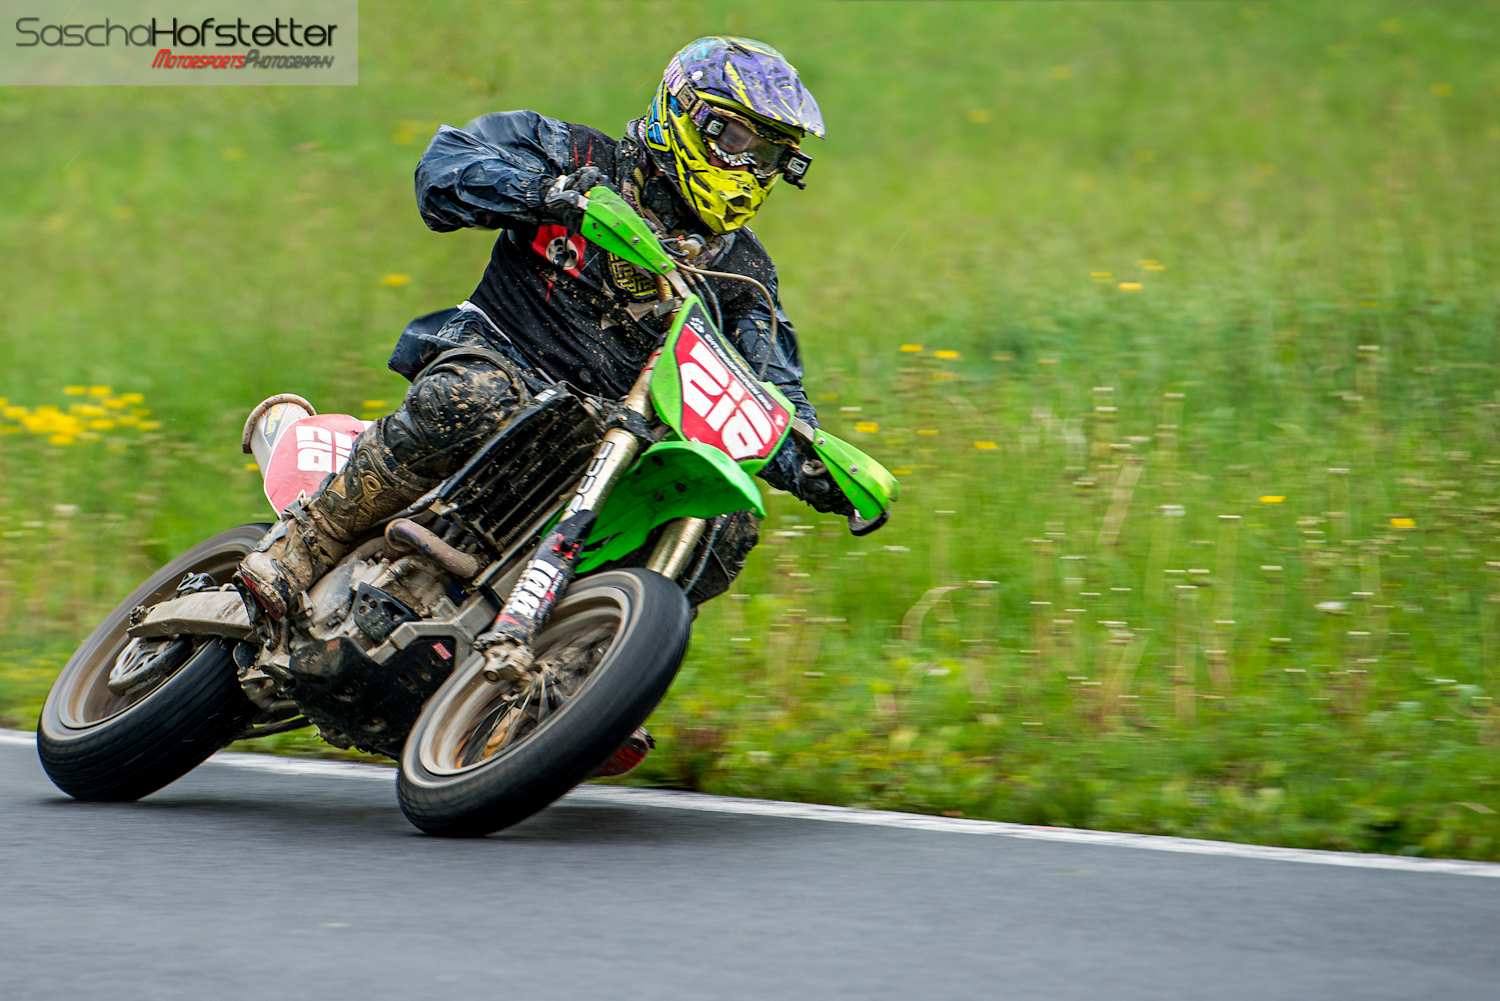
[679,89,813,187]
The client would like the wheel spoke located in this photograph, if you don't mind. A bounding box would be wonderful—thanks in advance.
[480,704,527,760]
[458,698,510,767]
[535,671,552,724]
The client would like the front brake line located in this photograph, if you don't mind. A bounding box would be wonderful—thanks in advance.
[676,263,779,380]
[681,267,723,334]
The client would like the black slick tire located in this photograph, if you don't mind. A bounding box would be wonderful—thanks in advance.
[398,568,691,837]
[37,524,269,802]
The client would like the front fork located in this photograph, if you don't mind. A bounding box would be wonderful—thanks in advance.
[479,278,707,682]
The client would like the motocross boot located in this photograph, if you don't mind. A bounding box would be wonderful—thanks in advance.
[235,439,439,620]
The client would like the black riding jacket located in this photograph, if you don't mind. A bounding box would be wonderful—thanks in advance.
[410,110,821,496]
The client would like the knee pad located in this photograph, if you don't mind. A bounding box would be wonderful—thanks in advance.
[383,352,527,480]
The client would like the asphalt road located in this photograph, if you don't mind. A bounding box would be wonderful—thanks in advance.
[2,737,1497,1000]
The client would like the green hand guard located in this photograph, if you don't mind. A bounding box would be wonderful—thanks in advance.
[580,186,676,276]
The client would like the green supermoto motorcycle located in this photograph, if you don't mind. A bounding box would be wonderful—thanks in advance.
[36,188,897,836]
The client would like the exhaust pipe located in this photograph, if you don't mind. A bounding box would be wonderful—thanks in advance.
[384,519,480,579]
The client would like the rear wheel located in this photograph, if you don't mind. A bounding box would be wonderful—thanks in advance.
[398,568,691,836]
[38,524,269,802]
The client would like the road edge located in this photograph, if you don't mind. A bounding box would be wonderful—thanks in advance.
[4,728,1496,878]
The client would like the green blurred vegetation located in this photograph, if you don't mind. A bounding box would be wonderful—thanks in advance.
[4,1,1500,857]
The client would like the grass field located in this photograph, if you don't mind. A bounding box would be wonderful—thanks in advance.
[4,1,1500,857]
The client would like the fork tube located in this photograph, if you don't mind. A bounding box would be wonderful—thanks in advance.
[485,349,666,649]
[563,350,661,517]
[644,517,709,579]
[564,428,640,518]
[621,346,662,417]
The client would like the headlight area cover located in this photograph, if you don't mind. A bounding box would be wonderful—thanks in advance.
[649,296,793,474]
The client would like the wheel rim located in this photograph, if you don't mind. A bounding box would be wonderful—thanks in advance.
[416,584,631,777]
[56,545,252,730]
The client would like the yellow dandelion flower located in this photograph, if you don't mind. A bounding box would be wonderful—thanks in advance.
[244,462,260,471]
[899,344,923,353]
[64,386,86,396]
[89,419,115,430]
[117,416,140,427]
[891,468,912,476]
[1118,282,1143,292]
[360,400,388,410]
[1090,272,1112,279]
[855,421,879,434]
[138,420,162,430]
[3,406,25,418]
[1260,495,1285,504]
[933,372,956,380]
[132,408,152,418]
[392,121,432,146]
[103,398,127,409]
[918,430,939,436]
[974,441,998,450]
[120,393,145,405]
[49,433,74,445]
[88,385,111,397]
[934,350,960,360]
[1390,517,1415,528]
[380,273,411,287]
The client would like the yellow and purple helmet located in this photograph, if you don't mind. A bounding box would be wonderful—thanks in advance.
[643,37,824,235]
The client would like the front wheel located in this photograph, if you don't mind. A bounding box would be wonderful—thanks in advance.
[398,568,692,836]
[38,524,269,802]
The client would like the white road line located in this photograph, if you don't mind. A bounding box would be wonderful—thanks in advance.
[6,729,1499,878]
[208,750,396,783]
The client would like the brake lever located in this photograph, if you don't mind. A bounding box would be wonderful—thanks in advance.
[847,510,888,536]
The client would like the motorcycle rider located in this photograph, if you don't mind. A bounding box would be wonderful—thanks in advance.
[236,36,867,622]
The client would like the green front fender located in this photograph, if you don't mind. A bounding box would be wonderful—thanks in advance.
[579,440,766,573]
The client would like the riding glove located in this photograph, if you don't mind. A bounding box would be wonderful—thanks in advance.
[541,166,615,231]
